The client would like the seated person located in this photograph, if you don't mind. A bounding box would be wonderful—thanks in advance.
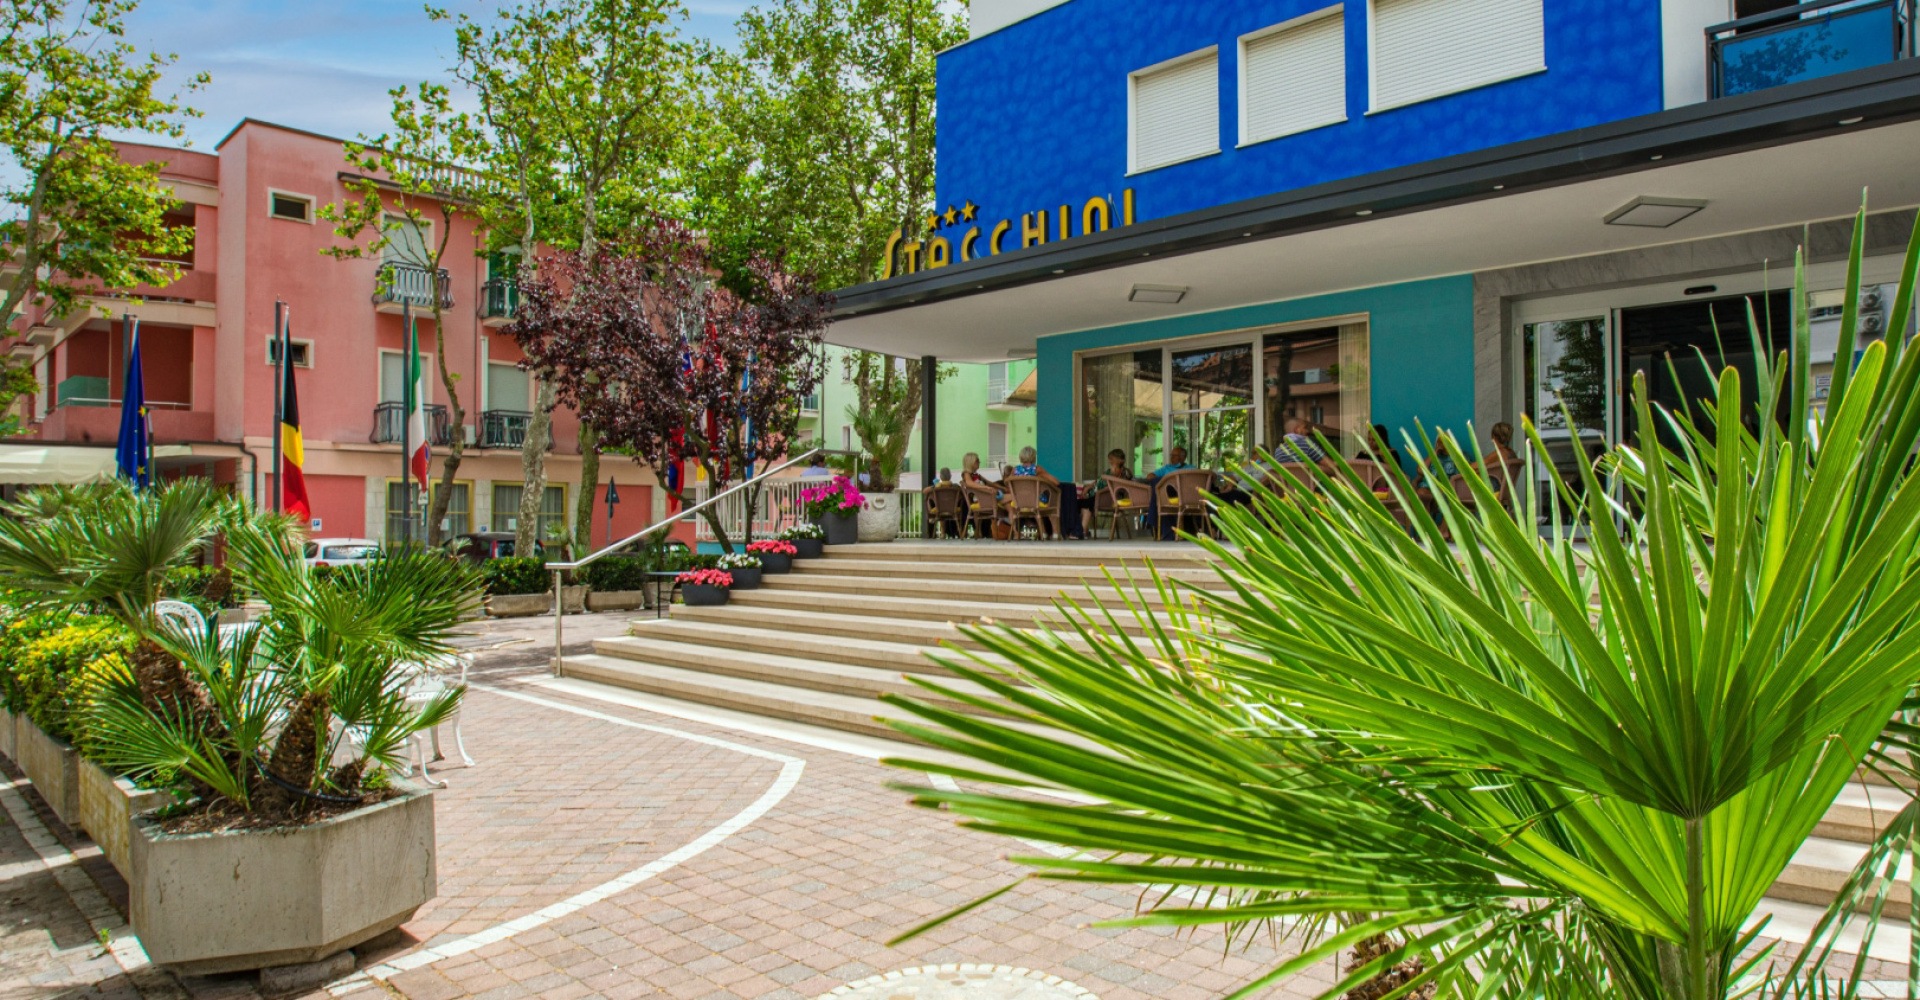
[958,452,993,486]
[1276,417,1338,473]
[929,467,962,537]
[1368,424,1407,475]
[1004,446,1081,537]
[1151,446,1193,481]
[1083,449,1139,534]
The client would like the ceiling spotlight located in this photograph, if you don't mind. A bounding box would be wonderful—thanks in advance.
[1051,269,1065,275]
[1650,154,1664,161]
[1356,209,1374,216]
[1493,184,1506,190]
[1604,196,1708,228]
[1840,116,1865,125]
[1130,283,1189,305]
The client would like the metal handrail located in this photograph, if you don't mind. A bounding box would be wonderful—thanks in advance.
[544,446,860,671]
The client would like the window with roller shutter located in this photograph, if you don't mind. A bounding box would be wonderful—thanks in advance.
[1129,48,1221,174]
[1369,0,1544,113]
[1240,7,1348,147]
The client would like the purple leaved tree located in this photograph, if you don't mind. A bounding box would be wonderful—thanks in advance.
[504,217,832,553]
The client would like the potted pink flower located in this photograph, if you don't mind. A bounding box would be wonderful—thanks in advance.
[677,569,734,606]
[747,539,799,574]
[800,475,866,546]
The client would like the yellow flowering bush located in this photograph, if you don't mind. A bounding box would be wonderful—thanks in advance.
[0,612,133,745]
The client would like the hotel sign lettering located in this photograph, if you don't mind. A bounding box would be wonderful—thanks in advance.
[879,189,1137,279]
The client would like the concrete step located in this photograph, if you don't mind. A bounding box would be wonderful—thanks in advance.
[668,601,1148,644]
[797,557,1221,587]
[816,541,1216,568]
[1771,834,1911,919]
[1815,782,1914,844]
[558,654,1021,745]
[590,634,1009,715]
[628,618,988,673]
[762,571,1224,610]
[723,586,1195,630]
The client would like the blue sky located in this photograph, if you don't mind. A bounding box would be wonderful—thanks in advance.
[122,0,755,152]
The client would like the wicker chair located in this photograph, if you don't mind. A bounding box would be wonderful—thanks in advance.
[1002,476,1061,539]
[1100,475,1153,539]
[925,483,967,538]
[1157,469,1215,539]
[960,481,1000,538]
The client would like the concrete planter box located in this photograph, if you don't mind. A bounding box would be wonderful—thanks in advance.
[13,712,83,830]
[78,758,168,875]
[129,782,437,975]
[485,592,551,617]
[0,708,15,762]
[586,589,646,612]
[857,493,901,543]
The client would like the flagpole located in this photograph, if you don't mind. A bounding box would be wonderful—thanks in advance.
[272,301,284,512]
[401,301,413,547]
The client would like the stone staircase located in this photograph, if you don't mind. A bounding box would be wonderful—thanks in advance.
[555,540,1910,928]
[559,541,1217,742]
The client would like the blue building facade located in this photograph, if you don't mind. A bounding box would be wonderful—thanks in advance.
[832,0,1920,503]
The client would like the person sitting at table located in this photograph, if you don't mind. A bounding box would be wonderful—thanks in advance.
[1082,448,1137,535]
[1367,423,1406,475]
[1276,417,1338,473]
[1151,446,1193,481]
[959,452,992,486]
[1005,446,1083,538]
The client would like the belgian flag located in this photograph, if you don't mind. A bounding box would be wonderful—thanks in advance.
[280,344,312,522]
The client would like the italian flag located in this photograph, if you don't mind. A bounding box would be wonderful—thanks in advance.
[405,314,430,491]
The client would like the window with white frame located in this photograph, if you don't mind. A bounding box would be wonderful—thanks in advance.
[266,337,314,368]
[1129,48,1220,174]
[268,190,313,223]
[1240,7,1348,146]
[1369,0,1543,112]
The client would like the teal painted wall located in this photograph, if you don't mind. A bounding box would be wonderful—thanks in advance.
[797,348,1036,480]
[1036,276,1476,474]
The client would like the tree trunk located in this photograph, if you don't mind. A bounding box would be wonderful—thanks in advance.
[425,304,465,546]
[573,424,600,553]
[515,378,556,555]
[256,689,329,819]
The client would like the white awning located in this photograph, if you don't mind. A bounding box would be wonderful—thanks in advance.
[0,444,194,485]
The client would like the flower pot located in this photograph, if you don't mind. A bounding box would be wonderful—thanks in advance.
[858,492,901,543]
[78,757,167,876]
[129,781,437,975]
[729,566,764,590]
[682,583,730,606]
[559,584,588,614]
[792,537,825,559]
[12,711,82,830]
[758,552,794,574]
[586,589,646,612]
[820,510,859,546]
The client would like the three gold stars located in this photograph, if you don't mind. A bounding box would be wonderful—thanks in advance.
[926,202,980,232]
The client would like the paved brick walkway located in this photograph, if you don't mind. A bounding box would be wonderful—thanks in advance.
[0,637,1339,1000]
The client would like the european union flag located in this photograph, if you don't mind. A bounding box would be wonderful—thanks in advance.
[115,322,151,488]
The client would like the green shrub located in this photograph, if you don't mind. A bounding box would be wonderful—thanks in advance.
[0,612,132,745]
[481,556,550,596]
[580,556,650,592]
[159,565,242,616]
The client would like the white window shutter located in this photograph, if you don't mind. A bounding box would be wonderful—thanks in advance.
[1371,0,1544,112]
[1242,9,1347,145]
[1132,50,1220,173]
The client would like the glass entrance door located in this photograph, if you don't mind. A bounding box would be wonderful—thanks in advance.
[1167,341,1255,473]
[1523,315,1615,517]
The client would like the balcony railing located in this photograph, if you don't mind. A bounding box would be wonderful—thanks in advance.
[370,401,452,446]
[478,409,552,450]
[374,262,453,311]
[799,391,821,414]
[481,277,518,322]
[1709,0,1913,99]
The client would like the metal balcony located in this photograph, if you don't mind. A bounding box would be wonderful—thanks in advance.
[370,401,452,446]
[1709,0,1913,99]
[478,409,551,449]
[480,277,519,327]
[373,263,453,313]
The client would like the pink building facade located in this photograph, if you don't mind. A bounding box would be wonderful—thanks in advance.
[13,119,664,545]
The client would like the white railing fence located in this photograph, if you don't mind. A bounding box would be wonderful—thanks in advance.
[689,477,924,542]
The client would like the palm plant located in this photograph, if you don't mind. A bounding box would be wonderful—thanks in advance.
[0,481,478,820]
[883,203,1920,1000]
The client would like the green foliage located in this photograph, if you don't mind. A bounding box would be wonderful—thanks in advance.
[0,0,206,420]
[883,201,1920,1000]
[159,565,239,616]
[0,610,129,744]
[579,556,650,592]
[480,556,549,596]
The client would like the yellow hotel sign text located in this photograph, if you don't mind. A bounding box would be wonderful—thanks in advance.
[880,189,1137,280]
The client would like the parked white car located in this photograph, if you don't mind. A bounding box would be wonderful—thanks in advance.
[304,538,380,568]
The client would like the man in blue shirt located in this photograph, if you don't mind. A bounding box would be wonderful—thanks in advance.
[1151,446,1192,481]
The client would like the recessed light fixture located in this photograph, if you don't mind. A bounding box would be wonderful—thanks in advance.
[1129,283,1189,305]
[1493,184,1506,190]
[1684,284,1719,296]
[1356,209,1374,216]
[1604,196,1707,228]
[1840,116,1865,125]
[1051,269,1065,275]
[1650,154,1664,161]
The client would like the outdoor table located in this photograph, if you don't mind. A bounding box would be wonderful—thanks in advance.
[643,571,684,618]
